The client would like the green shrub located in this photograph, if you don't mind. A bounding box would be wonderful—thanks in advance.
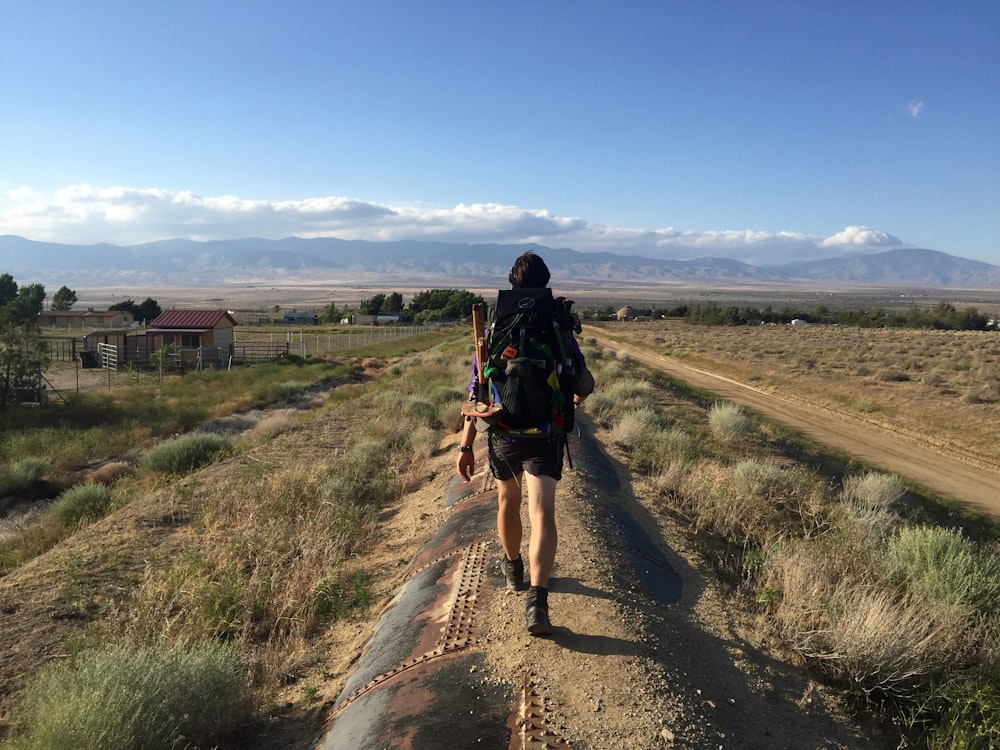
[883,525,1000,617]
[139,433,232,474]
[0,457,50,498]
[51,483,112,526]
[632,426,694,474]
[344,440,388,479]
[914,674,1000,750]
[708,401,754,443]
[313,570,372,619]
[405,397,442,428]
[587,378,655,421]
[608,407,660,448]
[840,471,904,517]
[836,472,904,544]
[9,642,249,750]
[276,380,306,401]
[427,384,463,405]
[408,425,440,460]
[721,460,818,541]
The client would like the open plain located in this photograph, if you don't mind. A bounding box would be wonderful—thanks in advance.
[6,282,1000,748]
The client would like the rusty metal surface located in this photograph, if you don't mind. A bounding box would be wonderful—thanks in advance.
[512,672,573,750]
[316,471,513,750]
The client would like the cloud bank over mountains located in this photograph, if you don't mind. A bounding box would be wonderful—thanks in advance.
[2,184,909,266]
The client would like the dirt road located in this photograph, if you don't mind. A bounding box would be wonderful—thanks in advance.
[589,330,1000,518]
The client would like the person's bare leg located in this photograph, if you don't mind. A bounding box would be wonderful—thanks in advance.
[524,473,557,587]
[496,476,523,561]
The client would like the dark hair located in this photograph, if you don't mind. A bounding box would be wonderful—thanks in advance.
[508,251,550,289]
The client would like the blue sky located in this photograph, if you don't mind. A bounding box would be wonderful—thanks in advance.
[1,1,998,265]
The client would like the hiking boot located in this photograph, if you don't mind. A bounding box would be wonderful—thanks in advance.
[526,586,552,636]
[526,604,552,636]
[501,556,525,592]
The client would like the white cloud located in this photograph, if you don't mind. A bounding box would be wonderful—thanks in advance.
[819,226,902,248]
[0,183,908,265]
[906,99,925,118]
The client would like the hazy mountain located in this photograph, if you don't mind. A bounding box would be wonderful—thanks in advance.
[2,235,999,288]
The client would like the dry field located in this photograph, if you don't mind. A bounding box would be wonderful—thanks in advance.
[8,298,1000,748]
[596,319,1000,471]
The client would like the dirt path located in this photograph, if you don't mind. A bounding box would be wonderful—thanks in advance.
[588,330,1000,517]
[473,430,873,749]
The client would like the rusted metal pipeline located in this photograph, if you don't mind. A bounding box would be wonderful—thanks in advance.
[314,471,517,749]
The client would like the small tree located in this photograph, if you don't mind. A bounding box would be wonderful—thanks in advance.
[385,292,404,314]
[149,343,176,382]
[51,285,78,311]
[360,294,386,316]
[0,316,50,410]
[0,278,50,409]
[136,297,161,324]
[320,301,342,323]
[110,297,161,324]
[0,274,17,306]
[15,283,46,318]
[109,297,139,318]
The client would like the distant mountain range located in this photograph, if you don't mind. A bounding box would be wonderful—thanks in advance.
[3,234,1000,288]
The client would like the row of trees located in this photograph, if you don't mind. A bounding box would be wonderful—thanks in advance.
[597,300,996,331]
[3,277,161,323]
[319,289,484,324]
[109,296,163,323]
[679,301,994,330]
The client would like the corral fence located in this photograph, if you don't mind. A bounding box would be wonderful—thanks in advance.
[236,324,437,359]
[43,337,83,363]
[33,323,441,401]
[43,324,437,371]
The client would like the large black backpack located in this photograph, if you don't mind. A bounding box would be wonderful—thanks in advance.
[479,288,579,438]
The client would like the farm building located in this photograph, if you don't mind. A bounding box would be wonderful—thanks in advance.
[279,312,319,325]
[144,309,238,368]
[38,309,131,329]
[78,310,293,370]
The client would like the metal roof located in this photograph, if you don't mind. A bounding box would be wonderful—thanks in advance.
[149,309,237,329]
[144,328,211,335]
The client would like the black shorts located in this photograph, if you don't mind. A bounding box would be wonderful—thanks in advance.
[488,434,563,481]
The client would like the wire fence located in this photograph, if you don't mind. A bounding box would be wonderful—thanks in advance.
[41,324,437,369]
[43,337,82,363]
[238,324,437,358]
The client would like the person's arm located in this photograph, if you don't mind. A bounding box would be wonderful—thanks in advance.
[456,416,477,481]
[569,335,594,407]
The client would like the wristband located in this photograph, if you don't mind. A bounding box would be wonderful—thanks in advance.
[459,445,473,453]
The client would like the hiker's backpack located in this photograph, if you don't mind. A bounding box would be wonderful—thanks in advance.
[478,288,580,438]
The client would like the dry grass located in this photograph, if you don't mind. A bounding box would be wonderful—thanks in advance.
[763,541,977,699]
[1,329,468,748]
[599,321,1000,466]
[587,335,1000,744]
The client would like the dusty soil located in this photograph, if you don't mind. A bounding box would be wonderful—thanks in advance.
[6,325,998,747]
[472,443,875,749]
[587,326,1000,517]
